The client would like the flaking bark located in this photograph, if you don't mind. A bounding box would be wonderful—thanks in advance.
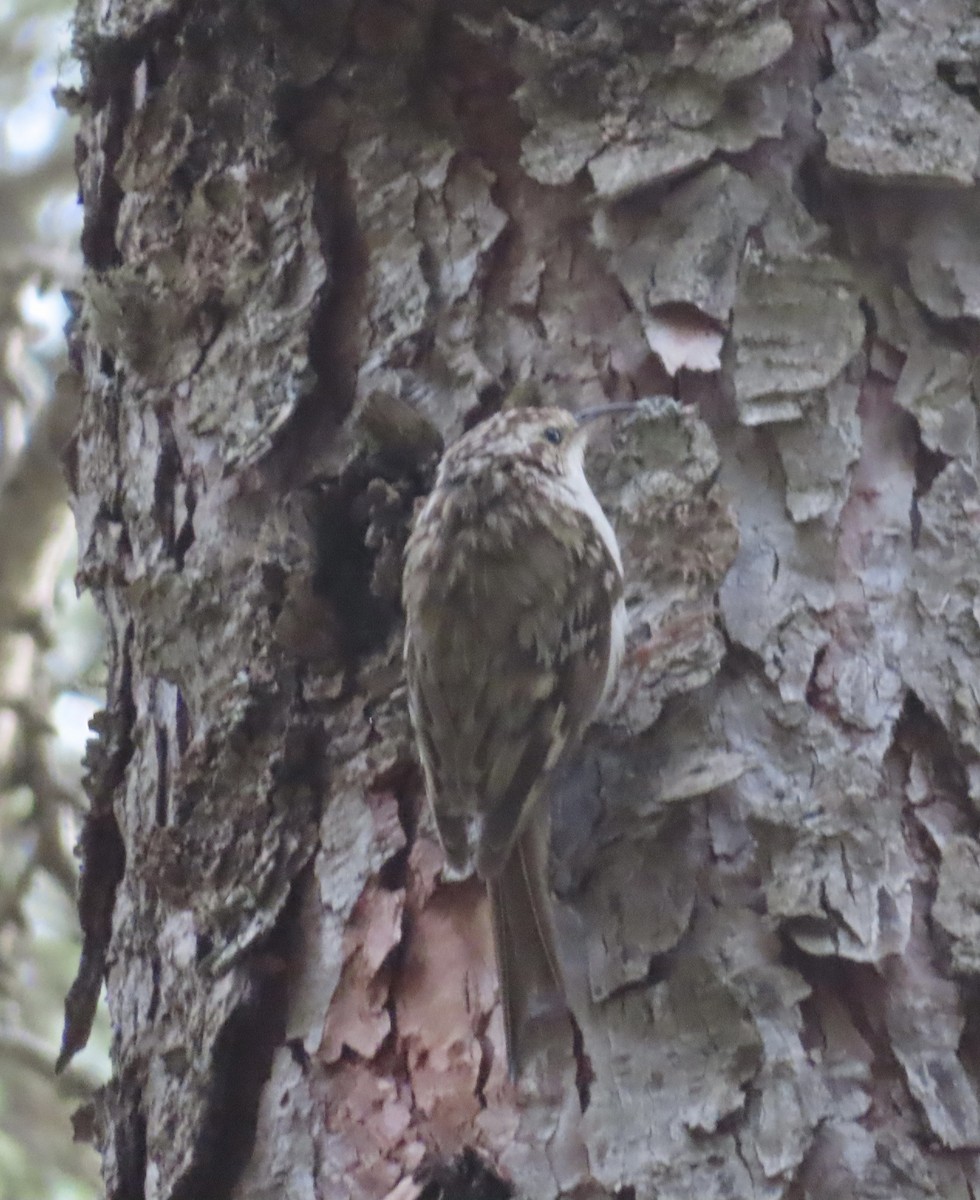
[67,0,980,1197]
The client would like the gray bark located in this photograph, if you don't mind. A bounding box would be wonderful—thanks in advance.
[65,1,980,1198]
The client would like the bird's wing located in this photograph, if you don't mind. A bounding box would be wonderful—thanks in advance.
[404,491,623,879]
[471,524,623,879]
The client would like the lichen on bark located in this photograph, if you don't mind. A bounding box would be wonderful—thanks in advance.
[66,0,980,1197]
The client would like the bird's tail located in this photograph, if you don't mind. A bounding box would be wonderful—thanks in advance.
[488,808,570,1079]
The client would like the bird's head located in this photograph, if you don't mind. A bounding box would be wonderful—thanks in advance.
[436,404,631,488]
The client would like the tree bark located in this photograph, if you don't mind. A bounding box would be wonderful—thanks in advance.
[65,1,980,1198]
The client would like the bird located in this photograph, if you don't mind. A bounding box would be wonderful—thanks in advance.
[402,401,628,1077]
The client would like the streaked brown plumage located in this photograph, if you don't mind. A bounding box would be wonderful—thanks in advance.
[402,405,626,1076]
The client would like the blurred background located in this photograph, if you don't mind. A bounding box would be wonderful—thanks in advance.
[0,1,108,1197]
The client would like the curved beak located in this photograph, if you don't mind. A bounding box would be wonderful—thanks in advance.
[575,402,637,426]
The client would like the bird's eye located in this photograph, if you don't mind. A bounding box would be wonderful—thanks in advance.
[543,426,563,445]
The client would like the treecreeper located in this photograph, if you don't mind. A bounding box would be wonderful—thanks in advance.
[402,402,629,1077]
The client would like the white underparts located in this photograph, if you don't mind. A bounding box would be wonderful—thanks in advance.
[563,446,627,701]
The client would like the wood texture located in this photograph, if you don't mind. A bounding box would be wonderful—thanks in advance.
[67,0,980,1196]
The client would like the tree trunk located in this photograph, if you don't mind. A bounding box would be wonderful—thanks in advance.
[64,1,980,1198]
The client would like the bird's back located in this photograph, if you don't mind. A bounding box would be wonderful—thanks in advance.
[404,462,621,877]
